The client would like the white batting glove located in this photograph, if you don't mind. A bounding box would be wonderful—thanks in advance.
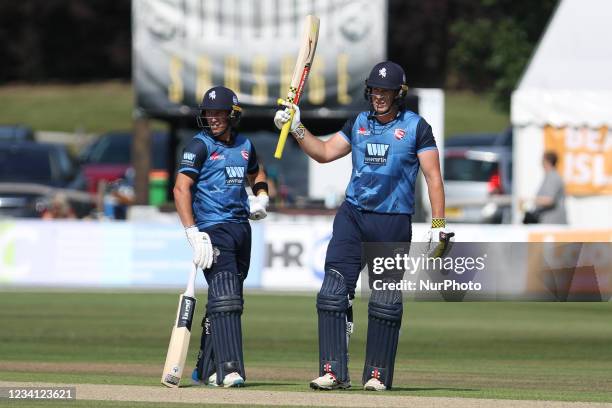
[248,194,269,221]
[185,226,214,269]
[422,224,455,259]
[273,105,301,132]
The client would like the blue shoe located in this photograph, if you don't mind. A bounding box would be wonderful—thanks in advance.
[192,369,219,387]
[191,368,204,386]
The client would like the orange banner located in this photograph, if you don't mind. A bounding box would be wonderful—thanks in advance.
[543,126,612,195]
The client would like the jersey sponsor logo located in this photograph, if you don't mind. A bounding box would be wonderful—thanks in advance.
[364,143,390,165]
[241,150,249,161]
[225,166,245,185]
[181,152,196,166]
[209,151,225,161]
[394,128,406,140]
[357,127,371,136]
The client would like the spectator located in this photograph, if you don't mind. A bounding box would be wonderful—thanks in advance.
[103,168,135,220]
[523,151,567,224]
[41,193,76,220]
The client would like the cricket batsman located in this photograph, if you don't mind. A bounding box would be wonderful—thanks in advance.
[274,61,452,391]
[174,86,269,387]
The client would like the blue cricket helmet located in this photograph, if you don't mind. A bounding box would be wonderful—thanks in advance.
[197,86,242,130]
[364,61,408,101]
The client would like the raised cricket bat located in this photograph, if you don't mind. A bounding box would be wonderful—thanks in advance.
[274,14,320,159]
[161,263,198,388]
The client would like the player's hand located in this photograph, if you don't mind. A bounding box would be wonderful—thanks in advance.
[185,226,214,269]
[273,104,301,132]
[248,194,269,221]
[422,226,455,258]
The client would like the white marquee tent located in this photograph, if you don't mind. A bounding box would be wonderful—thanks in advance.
[511,0,612,227]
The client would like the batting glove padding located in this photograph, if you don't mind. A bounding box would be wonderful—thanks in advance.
[273,105,301,132]
[185,226,214,270]
[248,194,269,221]
[422,227,455,259]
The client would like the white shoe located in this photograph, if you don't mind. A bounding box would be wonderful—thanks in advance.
[309,373,351,390]
[223,372,245,388]
[207,372,218,387]
[364,377,386,391]
[191,369,218,387]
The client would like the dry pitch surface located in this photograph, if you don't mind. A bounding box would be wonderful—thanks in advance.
[2,381,612,408]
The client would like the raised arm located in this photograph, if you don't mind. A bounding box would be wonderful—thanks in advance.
[274,105,351,163]
[295,130,351,163]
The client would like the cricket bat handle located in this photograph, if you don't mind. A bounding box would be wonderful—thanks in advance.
[184,262,197,298]
[274,98,295,159]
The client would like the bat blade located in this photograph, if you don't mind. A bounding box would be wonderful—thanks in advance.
[274,14,320,159]
[161,294,197,387]
[161,264,198,388]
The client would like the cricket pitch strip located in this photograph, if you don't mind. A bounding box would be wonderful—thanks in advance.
[1,381,610,408]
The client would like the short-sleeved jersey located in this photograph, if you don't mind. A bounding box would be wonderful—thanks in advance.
[178,131,259,229]
[338,110,437,214]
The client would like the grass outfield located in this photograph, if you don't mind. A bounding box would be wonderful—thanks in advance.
[0,82,134,134]
[444,91,509,136]
[0,83,509,137]
[0,292,610,403]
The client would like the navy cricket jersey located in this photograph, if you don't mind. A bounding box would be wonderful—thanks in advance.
[339,110,437,214]
[178,131,259,229]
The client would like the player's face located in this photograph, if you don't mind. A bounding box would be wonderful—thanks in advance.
[205,110,230,135]
[370,88,396,113]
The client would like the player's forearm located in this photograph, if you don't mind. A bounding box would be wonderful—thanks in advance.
[248,168,268,195]
[254,170,267,188]
[173,184,196,228]
[425,175,445,219]
[295,128,331,163]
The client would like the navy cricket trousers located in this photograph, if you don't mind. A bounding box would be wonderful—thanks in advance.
[325,201,412,297]
[202,222,251,284]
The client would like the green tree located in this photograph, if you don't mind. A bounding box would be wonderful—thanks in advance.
[448,0,558,110]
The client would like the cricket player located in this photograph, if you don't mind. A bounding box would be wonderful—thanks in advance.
[174,86,269,387]
[274,61,452,391]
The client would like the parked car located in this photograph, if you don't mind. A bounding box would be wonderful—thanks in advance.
[443,129,513,223]
[0,125,35,142]
[0,141,92,218]
[446,127,512,149]
[73,131,170,194]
